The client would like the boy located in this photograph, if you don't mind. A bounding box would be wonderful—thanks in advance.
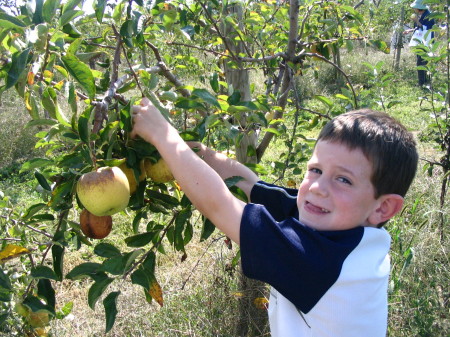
[131,99,418,336]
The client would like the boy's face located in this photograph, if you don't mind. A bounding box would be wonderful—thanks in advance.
[297,140,382,231]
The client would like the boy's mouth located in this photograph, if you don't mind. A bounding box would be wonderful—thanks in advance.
[305,201,330,214]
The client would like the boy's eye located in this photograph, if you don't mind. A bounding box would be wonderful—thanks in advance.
[309,167,322,174]
[337,176,352,185]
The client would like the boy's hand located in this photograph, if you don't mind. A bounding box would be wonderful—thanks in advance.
[131,97,168,143]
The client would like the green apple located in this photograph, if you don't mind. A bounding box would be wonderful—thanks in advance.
[28,311,50,328]
[76,166,130,216]
[15,302,30,317]
[119,161,146,194]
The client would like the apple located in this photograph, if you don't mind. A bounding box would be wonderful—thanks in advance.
[118,161,146,194]
[32,327,48,337]
[28,311,50,328]
[265,111,275,121]
[76,166,130,216]
[410,13,417,21]
[15,302,51,331]
[144,158,174,183]
[15,302,30,317]
[80,209,112,239]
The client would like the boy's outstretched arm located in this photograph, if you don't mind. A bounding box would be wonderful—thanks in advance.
[186,142,258,200]
[131,98,247,244]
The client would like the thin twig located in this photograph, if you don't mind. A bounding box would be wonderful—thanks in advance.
[180,235,225,290]
[123,212,178,279]
[301,52,358,109]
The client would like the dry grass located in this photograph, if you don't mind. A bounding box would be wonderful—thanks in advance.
[48,229,247,337]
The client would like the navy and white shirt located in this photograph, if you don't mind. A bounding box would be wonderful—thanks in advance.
[240,181,391,337]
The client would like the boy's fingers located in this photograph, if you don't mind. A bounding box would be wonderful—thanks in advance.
[140,97,151,106]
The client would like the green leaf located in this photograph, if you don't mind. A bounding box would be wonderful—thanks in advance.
[101,256,125,275]
[120,19,133,38]
[94,0,107,23]
[112,2,125,21]
[192,88,221,109]
[4,48,30,91]
[335,94,350,100]
[25,119,57,128]
[265,127,282,136]
[22,295,55,315]
[22,203,47,220]
[31,266,58,280]
[59,9,84,27]
[78,106,92,143]
[369,39,389,54]
[20,158,54,173]
[68,81,77,114]
[28,213,55,222]
[56,301,73,319]
[66,262,102,280]
[94,243,121,258]
[33,0,44,24]
[224,176,244,188]
[200,217,216,241]
[34,171,52,191]
[25,91,40,119]
[314,95,333,108]
[125,232,156,248]
[88,275,114,309]
[103,291,120,333]
[123,249,144,271]
[145,190,179,208]
[61,53,96,99]
[62,0,82,13]
[37,278,56,308]
[52,244,65,281]
[62,22,82,38]
[0,266,12,302]
[210,72,219,93]
[0,313,9,326]
[130,268,150,291]
[43,0,59,23]
[0,12,26,30]
[174,209,191,250]
[142,252,156,273]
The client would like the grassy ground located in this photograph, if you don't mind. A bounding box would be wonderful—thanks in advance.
[0,46,449,336]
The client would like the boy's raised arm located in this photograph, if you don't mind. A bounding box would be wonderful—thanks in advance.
[131,98,247,244]
[187,142,258,199]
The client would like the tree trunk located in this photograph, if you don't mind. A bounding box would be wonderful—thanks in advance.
[222,4,268,336]
[393,8,405,71]
[333,44,344,87]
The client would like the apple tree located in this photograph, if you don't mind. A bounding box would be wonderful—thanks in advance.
[0,0,390,335]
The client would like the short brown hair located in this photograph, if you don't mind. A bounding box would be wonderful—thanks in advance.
[317,109,418,199]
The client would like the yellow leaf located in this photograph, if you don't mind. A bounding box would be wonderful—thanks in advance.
[27,71,35,85]
[0,244,29,263]
[287,179,296,188]
[149,277,163,307]
[253,297,269,310]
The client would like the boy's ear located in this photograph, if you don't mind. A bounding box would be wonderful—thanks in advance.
[368,194,404,225]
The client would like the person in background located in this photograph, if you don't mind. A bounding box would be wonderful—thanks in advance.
[404,0,435,87]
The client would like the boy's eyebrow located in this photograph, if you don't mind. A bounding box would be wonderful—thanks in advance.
[309,160,358,177]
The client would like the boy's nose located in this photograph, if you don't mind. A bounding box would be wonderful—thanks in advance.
[309,178,329,197]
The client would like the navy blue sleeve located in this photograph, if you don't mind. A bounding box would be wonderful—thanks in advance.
[240,203,364,313]
[420,10,435,31]
[250,181,298,221]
